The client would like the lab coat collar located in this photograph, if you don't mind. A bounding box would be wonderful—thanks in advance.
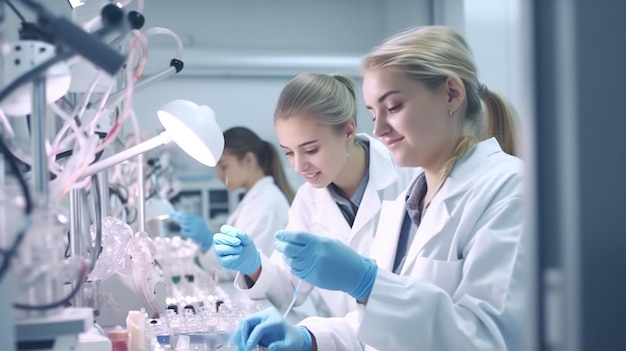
[362,133,399,191]
[350,134,400,236]
[400,137,505,274]
[309,134,399,244]
[227,176,274,224]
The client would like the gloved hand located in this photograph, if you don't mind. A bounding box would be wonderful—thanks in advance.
[212,225,261,275]
[170,211,214,252]
[275,231,378,301]
[230,307,312,351]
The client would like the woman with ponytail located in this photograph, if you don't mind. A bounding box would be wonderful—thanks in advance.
[212,73,416,321]
[231,26,525,351]
[171,126,292,280]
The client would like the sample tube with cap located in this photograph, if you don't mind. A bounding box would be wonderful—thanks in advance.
[108,326,129,351]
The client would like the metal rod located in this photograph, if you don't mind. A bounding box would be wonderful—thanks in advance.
[98,172,109,218]
[69,189,85,307]
[31,77,48,200]
[104,65,177,110]
[0,153,15,351]
[137,153,146,232]
[81,131,172,178]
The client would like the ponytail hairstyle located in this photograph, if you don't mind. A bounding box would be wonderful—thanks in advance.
[363,26,518,181]
[223,127,295,204]
[274,72,358,133]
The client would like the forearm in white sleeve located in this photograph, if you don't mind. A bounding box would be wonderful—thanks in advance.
[299,310,364,351]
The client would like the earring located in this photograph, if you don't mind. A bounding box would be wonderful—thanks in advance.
[225,176,229,186]
[347,138,353,157]
[449,109,454,117]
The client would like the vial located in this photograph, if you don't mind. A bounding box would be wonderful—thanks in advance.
[108,326,129,351]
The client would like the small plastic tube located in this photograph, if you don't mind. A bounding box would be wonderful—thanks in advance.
[108,325,130,351]
[283,280,303,318]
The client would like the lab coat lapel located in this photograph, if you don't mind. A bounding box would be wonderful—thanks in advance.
[370,193,406,272]
[350,134,399,242]
[399,140,501,274]
[226,198,243,225]
[311,188,352,242]
[226,177,267,226]
[349,182,380,242]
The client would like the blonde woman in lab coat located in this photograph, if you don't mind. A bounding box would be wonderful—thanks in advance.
[231,26,524,351]
[212,73,416,319]
[171,127,293,280]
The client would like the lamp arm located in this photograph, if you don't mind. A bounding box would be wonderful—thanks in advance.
[80,131,173,179]
[103,59,184,110]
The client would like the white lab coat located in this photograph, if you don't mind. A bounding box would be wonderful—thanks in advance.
[199,176,290,279]
[300,137,525,351]
[234,134,417,318]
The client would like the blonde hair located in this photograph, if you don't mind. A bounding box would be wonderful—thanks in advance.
[363,26,518,180]
[274,73,357,132]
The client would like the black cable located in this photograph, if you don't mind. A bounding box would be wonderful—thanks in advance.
[0,51,72,106]
[13,264,87,310]
[88,175,103,274]
[0,22,114,106]
[5,0,26,23]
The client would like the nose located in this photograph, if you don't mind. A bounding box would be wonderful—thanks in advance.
[293,153,309,173]
[373,114,391,138]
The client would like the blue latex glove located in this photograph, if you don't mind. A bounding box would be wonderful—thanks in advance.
[230,307,312,351]
[212,225,261,275]
[170,211,214,252]
[274,231,378,301]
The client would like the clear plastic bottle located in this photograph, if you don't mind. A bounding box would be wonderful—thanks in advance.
[107,326,129,351]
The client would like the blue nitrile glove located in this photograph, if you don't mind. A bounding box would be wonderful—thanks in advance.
[212,225,261,275]
[275,231,378,301]
[230,307,312,351]
[170,211,214,252]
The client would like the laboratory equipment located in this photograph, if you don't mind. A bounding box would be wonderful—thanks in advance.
[107,326,129,351]
[87,216,167,329]
[0,1,224,350]
[146,298,264,350]
[283,280,303,319]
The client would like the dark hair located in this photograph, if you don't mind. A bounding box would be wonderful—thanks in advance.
[223,127,295,203]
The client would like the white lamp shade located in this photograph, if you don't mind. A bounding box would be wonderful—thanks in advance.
[145,197,175,221]
[157,100,224,167]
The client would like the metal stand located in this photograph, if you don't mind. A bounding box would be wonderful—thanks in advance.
[0,156,16,351]
[31,78,48,199]
[137,154,146,231]
[69,189,85,307]
[98,172,109,218]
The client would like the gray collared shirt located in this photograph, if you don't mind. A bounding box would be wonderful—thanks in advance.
[327,138,371,227]
[393,172,428,274]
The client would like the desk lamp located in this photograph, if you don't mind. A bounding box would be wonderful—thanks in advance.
[81,99,224,178]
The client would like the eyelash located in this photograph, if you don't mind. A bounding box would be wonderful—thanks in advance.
[284,148,319,157]
[388,104,402,113]
[371,104,402,121]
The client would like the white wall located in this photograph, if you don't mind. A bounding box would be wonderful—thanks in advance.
[460,0,528,116]
[118,0,431,183]
[2,0,432,186]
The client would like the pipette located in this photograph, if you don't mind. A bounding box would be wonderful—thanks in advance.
[283,279,303,318]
